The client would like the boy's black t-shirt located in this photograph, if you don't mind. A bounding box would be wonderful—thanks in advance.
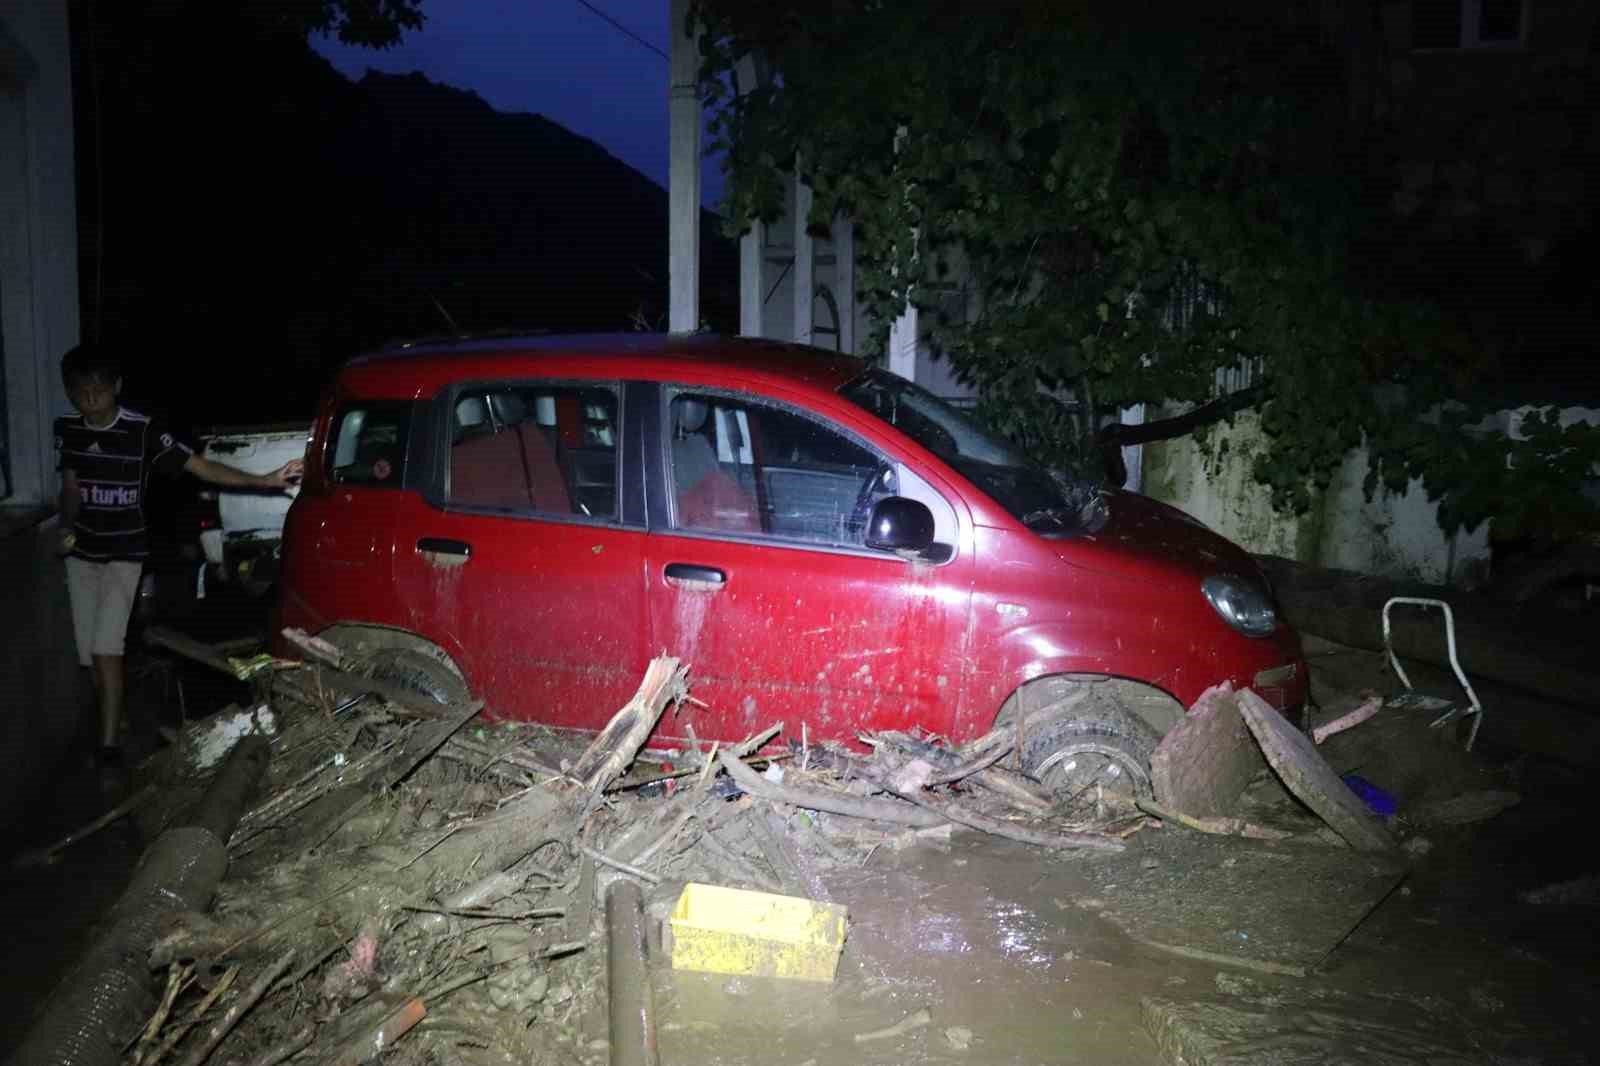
[54,406,193,561]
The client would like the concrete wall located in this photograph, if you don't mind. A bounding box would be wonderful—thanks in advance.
[1146,403,1600,586]
[0,510,83,833]
[0,0,79,507]
[1317,444,1493,584]
[1142,412,1324,563]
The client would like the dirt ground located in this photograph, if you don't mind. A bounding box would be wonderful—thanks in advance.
[4,637,1598,1065]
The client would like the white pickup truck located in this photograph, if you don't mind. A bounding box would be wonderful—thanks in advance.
[195,424,309,596]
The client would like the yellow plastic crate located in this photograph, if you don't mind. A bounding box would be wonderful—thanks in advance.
[668,882,849,983]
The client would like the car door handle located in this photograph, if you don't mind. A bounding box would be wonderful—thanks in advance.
[664,563,726,586]
[417,537,472,558]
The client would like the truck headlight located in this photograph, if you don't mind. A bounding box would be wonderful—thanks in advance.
[1202,575,1277,637]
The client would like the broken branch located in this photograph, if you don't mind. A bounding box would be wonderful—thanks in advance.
[717,751,945,828]
[1134,798,1293,841]
[892,784,1126,852]
[176,948,296,1066]
[13,784,156,869]
[854,1007,933,1044]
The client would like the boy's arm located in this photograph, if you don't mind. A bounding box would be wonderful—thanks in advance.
[183,454,304,490]
[60,469,79,525]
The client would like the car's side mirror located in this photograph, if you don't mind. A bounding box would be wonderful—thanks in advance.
[865,496,935,555]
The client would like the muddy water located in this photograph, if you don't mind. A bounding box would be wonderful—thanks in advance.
[657,834,1198,1065]
[656,807,1600,1065]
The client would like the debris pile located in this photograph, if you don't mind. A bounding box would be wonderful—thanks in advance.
[73,649,1140,1065]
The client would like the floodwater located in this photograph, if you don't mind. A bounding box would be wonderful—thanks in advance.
[654,646,1600,1065]
[656,794,1599,1065]
[657,834,1176,1065]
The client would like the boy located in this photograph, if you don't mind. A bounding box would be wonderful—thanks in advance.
[56,343,304,767]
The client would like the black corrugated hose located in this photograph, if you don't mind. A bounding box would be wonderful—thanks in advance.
[9,735,269,1066]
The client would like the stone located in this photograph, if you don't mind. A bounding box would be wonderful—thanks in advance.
[1150,685,1266,819]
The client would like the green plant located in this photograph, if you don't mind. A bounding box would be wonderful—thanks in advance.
[693,0,1599,540]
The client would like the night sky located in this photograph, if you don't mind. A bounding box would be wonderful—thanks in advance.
[314,0,727,207]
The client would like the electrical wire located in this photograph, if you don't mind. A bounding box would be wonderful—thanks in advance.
[570,0,668,60]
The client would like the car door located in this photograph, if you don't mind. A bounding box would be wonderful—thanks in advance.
[389,377,649,725]
[642,383,975,745]
[283,394,414,628]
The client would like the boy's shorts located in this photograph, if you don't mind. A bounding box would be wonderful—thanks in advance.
[65,557,144,666]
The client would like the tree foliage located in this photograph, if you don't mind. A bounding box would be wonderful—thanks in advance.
[255,0,426,47]
[693,0,1597,540]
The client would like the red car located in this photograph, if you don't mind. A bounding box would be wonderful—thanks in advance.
[279,334,1306,795]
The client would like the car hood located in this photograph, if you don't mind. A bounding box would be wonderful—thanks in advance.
[1055,490,1262,586]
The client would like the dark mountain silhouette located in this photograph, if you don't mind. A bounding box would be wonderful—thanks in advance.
[348,71,736,343]
[72,2,735,426]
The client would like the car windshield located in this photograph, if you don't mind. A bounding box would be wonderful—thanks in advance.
[840,369,1104,535]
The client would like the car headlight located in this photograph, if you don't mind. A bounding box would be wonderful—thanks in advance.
[1202,575,1277,637]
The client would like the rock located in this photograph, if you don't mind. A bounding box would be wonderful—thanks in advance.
[1402,835,1433,857]
[944,1026,973,1050]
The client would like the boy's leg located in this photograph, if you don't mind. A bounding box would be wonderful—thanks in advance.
[64,557,101,746]
[87,561,144,752]
[92,654,124,748]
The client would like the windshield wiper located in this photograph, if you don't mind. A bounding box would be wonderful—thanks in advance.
[1022,507,1080,530]
[1024,488,1109,536]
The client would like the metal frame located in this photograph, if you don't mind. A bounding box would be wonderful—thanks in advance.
[1381,596,1484,749]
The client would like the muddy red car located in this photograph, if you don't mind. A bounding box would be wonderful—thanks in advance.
[279,334,1305,795]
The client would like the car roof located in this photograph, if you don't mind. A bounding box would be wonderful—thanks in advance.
[338,332,869,398]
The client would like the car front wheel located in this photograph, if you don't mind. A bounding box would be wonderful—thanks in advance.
[996,680,1161,800]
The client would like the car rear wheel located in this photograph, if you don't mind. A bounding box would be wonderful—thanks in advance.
[348,648,469,706]
[316,626,471,707]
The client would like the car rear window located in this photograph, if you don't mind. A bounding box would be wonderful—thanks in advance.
[447,383,620,519]
[328,401,411,487]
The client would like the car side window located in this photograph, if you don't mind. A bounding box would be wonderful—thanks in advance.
[328,402,410,486]
[447,383,619,519]
[667,390,894,548]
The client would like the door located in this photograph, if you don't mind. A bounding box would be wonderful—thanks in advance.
[389,378,649,724]
[283,397,413,630]
[643,385,975,745]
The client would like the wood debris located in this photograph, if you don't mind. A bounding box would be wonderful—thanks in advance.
[105,646,1132,1064]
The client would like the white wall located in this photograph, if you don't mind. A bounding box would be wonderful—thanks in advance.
[0,0,79,506]
[1142,412,1316,562]
[1317,444,1492,585]
[1146,404,1600,585]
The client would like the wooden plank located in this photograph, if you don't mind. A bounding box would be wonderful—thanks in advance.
[1150,684,1266,818]
[1237,689,1396,853]
[144,625,240,678]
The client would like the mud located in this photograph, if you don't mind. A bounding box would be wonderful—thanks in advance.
[7,638,1600,1065]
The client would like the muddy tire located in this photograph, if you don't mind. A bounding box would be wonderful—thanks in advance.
[348,648,469,706]
[1002,682,1160,799]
